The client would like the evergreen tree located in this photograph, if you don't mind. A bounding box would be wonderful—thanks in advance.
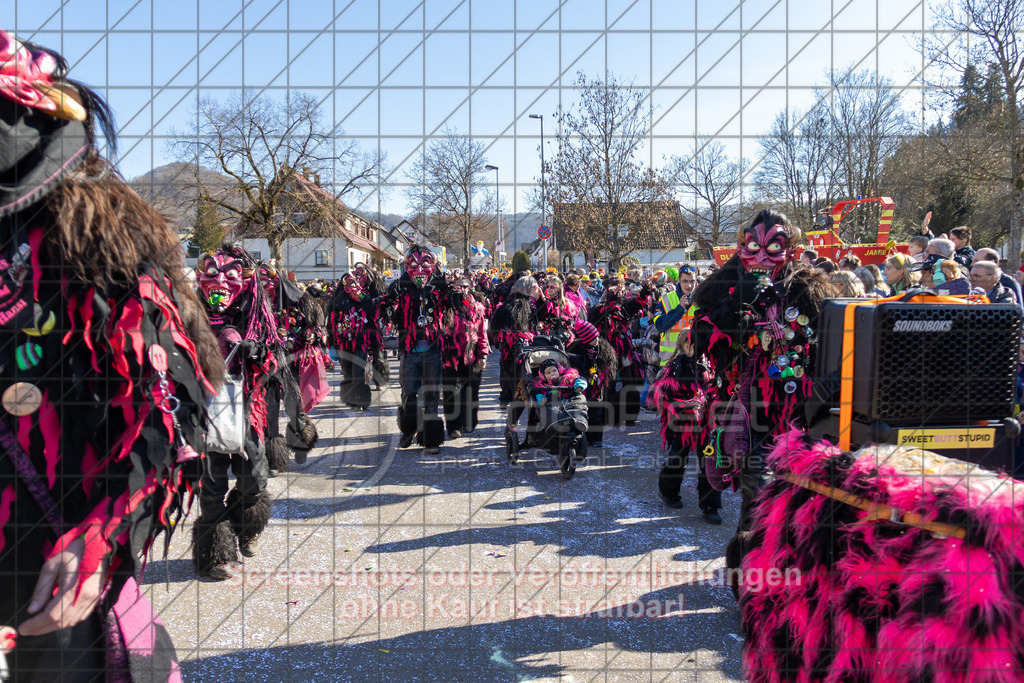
[511,250,531,273]
[191,194,225,253]
[952,63,984,129]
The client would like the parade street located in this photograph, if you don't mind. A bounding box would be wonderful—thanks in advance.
[145,362,745,682]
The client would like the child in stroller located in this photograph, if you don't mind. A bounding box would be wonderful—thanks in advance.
[504,342,590,479]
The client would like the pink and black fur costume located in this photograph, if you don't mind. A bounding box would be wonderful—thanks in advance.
[0,31,222,678]
[589,290,646,425]
[688,210,830,576]
[740,430,1024,683]
[441,280,490,435]
[378,245,452,449]
[488,282,538,407]
[258,262,317,475]
[329,263,387,409]
[193,244,281,579]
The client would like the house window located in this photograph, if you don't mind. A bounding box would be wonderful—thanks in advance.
[315,250,330,267]
[250,250,262,261]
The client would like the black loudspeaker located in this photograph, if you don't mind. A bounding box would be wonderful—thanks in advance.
[808,298,1022,472]
[815,299,1021,424]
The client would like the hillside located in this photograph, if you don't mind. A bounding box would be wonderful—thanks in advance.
[130,162,243,238]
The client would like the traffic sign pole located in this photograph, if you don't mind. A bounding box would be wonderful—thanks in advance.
[538,225,551,271]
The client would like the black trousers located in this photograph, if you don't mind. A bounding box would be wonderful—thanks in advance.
[658,446,722,510]
[337,349,370,405]
[398,346,443,446]
[198,450,268,523]
[443,369,482,433]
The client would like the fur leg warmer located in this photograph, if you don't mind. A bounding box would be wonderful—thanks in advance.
[227,489,272,550]
[266,435,291,474]
[192,519,237,574]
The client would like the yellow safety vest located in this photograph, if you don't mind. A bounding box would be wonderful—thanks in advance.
[656,291,693,365]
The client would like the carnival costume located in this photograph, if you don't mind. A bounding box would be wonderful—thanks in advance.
[688,211,829,572]
[258,261,316,475]
[193,246,281,580]
[441,280,489,437]
[329,263,387,409]
[0,30,223,679]
[283,286,331,414]
[589,289,645,426]
[379,245,452,452]
[489,289,537,408]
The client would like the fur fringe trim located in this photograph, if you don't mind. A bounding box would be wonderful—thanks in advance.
[192,520,237,571]
[739,429,1024,683]
[227,489,272,544]
[266,435,291,473]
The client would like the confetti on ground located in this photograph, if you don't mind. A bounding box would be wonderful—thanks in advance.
[285,601,298,605]
[486,550,509,558]
[378,648,390,654]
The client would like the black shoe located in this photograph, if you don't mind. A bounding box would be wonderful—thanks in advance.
[449,430,463,439]
[591,440,603,447]
[660,495,683,509]
[425,446,441,455]
[702,507,723,525]
[239,534,260,558]
[201,562,240,581]
[399,433,415,449]
[268,469,279,478]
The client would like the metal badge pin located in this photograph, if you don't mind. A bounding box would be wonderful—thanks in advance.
[784,380,797,394]
[796,314,810,326]
[2,382,42,416]
[777,354,790,367]
[784,307,799,322]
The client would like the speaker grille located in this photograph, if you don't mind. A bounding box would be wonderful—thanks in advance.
[866,305,1019,424]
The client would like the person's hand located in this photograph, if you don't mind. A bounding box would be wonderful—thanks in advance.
[19,537,108,637]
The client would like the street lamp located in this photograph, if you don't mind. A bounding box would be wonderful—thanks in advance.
[484,164,501,266]
[529,113,546,269]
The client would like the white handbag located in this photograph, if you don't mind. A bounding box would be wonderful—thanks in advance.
[205,344,246,455]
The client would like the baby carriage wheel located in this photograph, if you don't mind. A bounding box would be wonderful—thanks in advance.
[505,428,519,464]
[559,438,578,480]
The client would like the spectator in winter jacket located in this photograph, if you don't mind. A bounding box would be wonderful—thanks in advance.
[971,261,1017,304]
[974,248,1022,308]
[950,226,976,267]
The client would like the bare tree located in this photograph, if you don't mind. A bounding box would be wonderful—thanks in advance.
[824,68,912,241]
[405,129,493,266]
[753,105,839,227]
[171,89,387,261]
[926,0,1024,267]
[545,72,674,272]
[668,138,744,254]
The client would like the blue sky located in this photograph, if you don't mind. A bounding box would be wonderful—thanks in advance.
[11,0,935,217]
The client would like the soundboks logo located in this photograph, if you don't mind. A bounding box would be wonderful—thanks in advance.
[893,320,953,332]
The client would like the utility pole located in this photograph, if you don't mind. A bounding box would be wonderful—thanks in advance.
[530,113,546,270]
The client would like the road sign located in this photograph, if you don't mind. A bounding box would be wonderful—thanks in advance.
[538,225,552,240]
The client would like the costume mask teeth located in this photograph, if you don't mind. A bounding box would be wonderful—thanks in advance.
[739,223,790,278]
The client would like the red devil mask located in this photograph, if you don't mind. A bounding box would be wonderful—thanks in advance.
[197,252,248,313]
[739,223,790,279]
[343,264,370,300]
[259,263,279,306]
[405,249,437,287]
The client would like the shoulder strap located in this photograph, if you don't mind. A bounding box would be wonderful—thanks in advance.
[0,418,64,535]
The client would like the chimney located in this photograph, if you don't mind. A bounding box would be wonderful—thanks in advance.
[302,165,312,178]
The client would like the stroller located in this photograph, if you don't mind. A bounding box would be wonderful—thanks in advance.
[503,336,589,479]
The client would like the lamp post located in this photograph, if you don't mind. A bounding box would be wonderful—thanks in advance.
[485,164,500,267]
[529,113,546,270]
